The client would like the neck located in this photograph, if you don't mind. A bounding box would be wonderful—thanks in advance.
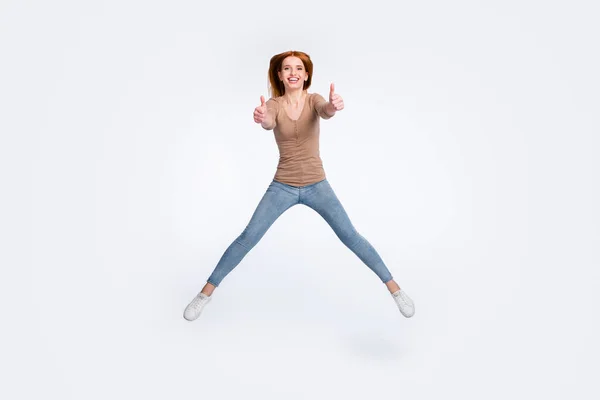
[283,88,305,105]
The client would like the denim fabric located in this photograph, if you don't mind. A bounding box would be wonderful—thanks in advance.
[206,178,394,286]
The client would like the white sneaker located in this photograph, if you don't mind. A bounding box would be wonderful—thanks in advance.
[392,289,415,318]
[183,292,212,321]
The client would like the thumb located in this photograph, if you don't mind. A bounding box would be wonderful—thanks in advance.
[260,95,266,106]
[330,82,335,95]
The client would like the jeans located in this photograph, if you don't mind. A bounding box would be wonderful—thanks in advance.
[206,178,394,287]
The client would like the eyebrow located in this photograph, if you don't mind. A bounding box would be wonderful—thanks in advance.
[283,64,304,67]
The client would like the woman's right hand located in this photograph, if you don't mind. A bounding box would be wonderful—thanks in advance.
[253,95,268,124]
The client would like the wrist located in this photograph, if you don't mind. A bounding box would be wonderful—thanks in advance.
[325,102,336,116]
[261,116,273,129]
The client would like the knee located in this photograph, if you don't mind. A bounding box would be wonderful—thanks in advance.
[236,228,262,249]
[340,229,362,248]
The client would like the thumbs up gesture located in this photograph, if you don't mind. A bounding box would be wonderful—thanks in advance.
[328,83,344,111]
[253,95,268,124]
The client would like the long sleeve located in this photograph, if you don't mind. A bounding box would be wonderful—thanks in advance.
[262,98,279,130]
[312,93,333,120]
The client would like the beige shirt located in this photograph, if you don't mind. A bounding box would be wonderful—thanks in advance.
[262,92,333,187]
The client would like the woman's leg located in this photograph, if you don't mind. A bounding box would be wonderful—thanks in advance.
[203,181,299,292]
[300,179,397,289]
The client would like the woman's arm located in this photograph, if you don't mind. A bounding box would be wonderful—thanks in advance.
[313,93,335,120]
[261,98,278,130]
[313,84,344,119]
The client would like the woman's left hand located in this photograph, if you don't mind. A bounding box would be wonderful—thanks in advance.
[329,83,344,111]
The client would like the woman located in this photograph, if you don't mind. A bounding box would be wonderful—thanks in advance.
[184,50,415,321]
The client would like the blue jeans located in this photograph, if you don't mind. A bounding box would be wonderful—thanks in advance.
[206,178,394,287]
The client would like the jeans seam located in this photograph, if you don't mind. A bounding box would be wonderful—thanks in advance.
[234,239,250,250]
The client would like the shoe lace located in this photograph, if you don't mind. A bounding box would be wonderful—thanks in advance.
[190,294,207,310]
[395,291,409,306]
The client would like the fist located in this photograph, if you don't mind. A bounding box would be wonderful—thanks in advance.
[329,83,344,111]
[253,95,268,124]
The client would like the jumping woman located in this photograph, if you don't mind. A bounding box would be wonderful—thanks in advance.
[184,50,415,321]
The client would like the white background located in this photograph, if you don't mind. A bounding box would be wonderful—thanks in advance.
[1,0,598,399]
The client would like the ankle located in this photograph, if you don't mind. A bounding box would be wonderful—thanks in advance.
[201,282,216,296]
[385,280,401,293]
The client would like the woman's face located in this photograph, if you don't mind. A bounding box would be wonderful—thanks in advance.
[278,56,308,92]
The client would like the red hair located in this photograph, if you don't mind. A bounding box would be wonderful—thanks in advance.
[267,50,314,98]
